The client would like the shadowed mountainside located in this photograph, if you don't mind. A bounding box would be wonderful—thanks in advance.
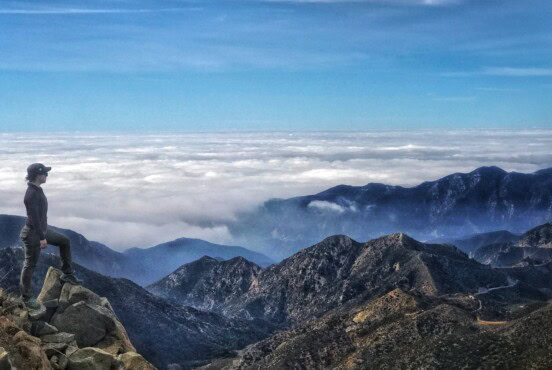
[229,166,552,259]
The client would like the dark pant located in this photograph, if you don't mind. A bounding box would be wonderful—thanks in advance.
[19,225,73,299]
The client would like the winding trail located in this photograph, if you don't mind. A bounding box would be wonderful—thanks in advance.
[471,277,518,325]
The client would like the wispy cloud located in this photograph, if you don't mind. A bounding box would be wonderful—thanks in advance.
[432,96,476,102]
[1,130,551,251]
[483,67,552,77]
[0,7,199,15]
[444,67,552,78]
[308,200,346,213]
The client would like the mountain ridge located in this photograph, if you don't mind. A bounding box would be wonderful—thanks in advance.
[229,166,552,259]
[473,222,552,267]
[0,214,274,286]
[151,232,514,327]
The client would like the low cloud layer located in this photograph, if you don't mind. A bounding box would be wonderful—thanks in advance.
[1,130,551,251]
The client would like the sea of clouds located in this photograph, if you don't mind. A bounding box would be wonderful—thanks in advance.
[1,129,551,251]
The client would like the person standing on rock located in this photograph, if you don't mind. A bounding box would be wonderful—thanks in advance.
[19,163,82,310]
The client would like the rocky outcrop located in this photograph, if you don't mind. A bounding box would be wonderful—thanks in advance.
[473,222,552,267]
[518,222,552,248]
[147,256,263,313]
[0,267,155,370]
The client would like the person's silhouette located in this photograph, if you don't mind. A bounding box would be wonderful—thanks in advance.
[19,163,82,310]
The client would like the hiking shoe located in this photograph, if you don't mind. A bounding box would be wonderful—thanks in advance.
[23,297,42,310]
[60,273,83,285]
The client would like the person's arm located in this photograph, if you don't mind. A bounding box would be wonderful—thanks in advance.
[27,191,46,240]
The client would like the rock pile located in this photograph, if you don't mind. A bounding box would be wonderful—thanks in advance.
[0,267,156,370]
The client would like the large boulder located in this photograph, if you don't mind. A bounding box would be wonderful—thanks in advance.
[67,347,118,370]
[51,302,116,347]
[37,268,64,303]
[58,285,102,311]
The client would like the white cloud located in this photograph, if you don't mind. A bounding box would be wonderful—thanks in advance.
[1,130,551,251]
[308,200,346,213]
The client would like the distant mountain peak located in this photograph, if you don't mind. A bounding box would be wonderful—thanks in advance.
[198,255,220,262]
[470,165,507,175]
[372,232,426,251]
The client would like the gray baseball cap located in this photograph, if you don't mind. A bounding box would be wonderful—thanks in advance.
[27,163,52,176]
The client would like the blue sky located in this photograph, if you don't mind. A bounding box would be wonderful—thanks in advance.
[0,0,551,131]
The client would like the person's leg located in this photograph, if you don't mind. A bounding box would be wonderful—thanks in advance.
[19,226,41,300]
[44,228,74,275]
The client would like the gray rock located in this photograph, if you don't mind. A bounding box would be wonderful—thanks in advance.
[28,304,47,320]
[38,267,64,303]
[50,353,69,370]
[32,320,59,336]
[50,355,60,369]
[43,305,59,323]
[42,342,69,357]
[50,354,69,370]
[51,301,116,347]
[58,353,69,370]
[41,332,76,344]
[59,284,102,311]
[43,299,59,308]
[67,347,115,370]
[65,344,79,358]
[0,347,13,370]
